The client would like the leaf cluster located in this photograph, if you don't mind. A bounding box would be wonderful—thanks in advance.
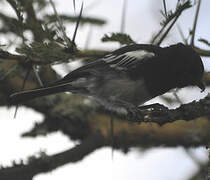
[160,0,192,26]
[16,42,72,64]
[101,33,135,45]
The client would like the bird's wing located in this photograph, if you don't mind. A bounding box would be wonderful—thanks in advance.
[101,44,158,70]
[58,44,160,82]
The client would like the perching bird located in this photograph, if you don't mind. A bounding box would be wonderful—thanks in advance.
[9,43,205,120]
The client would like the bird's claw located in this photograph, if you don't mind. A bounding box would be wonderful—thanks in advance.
[127,106,144,123]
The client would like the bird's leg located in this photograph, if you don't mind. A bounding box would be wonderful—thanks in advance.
[111,100,144,122]
[126,105,144,122]
[110,115,114,159]
[138,103,168,111]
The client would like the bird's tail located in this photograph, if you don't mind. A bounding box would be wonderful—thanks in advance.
[9,82,74,105]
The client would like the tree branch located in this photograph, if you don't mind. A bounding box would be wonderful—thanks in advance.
[1,57,210,147]
[0,133,105,180]
[0,48,108,65]
[193,46,210,57]
[190,0,201,46]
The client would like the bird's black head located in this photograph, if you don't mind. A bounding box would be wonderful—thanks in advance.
[167,43,205,92]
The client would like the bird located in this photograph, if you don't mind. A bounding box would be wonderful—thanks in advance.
[9,43,205,120]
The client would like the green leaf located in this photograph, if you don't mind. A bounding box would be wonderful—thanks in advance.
[101,33,135,45]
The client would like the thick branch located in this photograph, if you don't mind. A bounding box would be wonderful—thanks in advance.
[0,57,210,147]
[0,48,108,65]
[193,46,210,57]
[139,97,210,125]
[0,133,105,180]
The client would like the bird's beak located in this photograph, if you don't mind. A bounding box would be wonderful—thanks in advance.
[197,81,205,92]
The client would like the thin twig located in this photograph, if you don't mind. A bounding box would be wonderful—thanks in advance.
[120,0,127,34]
[14,68,32,118]
[32,66,44,87]
[162,0,168,17]
[73,0,76,12]
[190,0,201,46]
[6,0,25,43]
[177,24,188,44]
[0,64,18,81]
[193,46,210,57]
[156,15,179,46]
[151,26,166,44]
[49,0,72,48]
[151,0,192,45]
[72,2,84,44]
[6,0,23,22]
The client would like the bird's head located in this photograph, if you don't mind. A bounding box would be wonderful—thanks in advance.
[167,43,205,92]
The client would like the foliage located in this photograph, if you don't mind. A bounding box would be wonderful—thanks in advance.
[101,33,135,45]
[160,0,192,26]
[16,42,72,64]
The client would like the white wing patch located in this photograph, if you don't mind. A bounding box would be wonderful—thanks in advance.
[102,50,155,69]
[123,50,154,59]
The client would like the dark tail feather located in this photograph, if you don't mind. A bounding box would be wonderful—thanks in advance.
[9,83,74,105]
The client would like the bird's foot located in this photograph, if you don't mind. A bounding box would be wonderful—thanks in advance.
[138,103,168,111]
[105,100,144,123]
[126,106,144,123]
